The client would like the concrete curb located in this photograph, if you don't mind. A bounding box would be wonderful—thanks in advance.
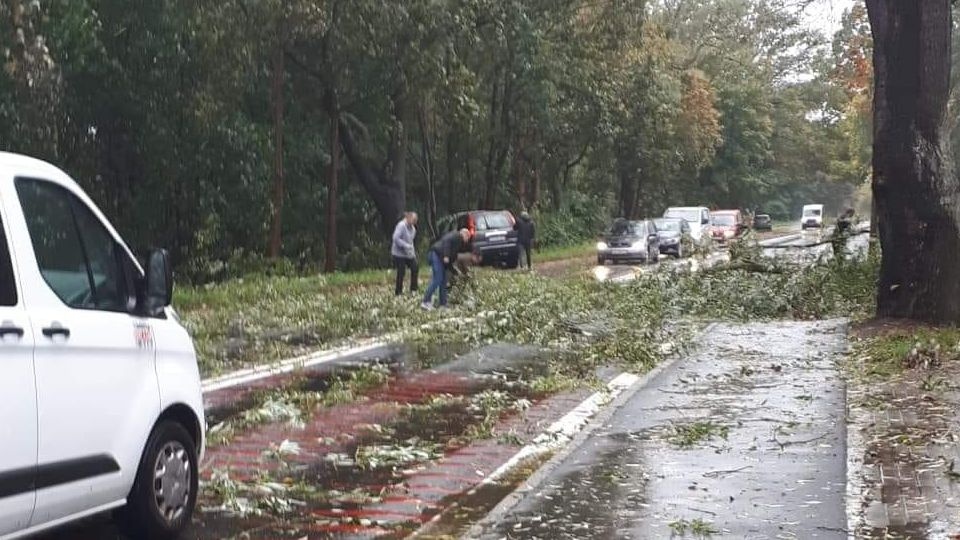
[458,323,719,539]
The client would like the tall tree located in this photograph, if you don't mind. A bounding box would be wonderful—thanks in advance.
[866,0,960,322]
[267,19,287,259]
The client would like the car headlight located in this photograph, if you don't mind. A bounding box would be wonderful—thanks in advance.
[631,240,646,250]
[662,237,678,245]
[596,241,608,250]
[724,230,735,238]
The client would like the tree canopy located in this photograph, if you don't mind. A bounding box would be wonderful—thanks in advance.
[0,0,868,280]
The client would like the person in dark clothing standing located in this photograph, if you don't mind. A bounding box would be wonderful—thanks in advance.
[514,211,536,270]
[422,228,472,309]
[391,212,419,296]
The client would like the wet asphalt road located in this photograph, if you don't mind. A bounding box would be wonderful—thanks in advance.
[475,320,850,539]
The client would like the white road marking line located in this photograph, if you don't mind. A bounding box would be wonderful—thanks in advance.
[200,314,489,393]
[474,372,639,489]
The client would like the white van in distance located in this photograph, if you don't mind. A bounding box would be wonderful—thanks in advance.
[663,206,712,242]
[0,153,204,539]
[800,204,825,230]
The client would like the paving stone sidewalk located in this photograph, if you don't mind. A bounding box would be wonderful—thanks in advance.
[847,332,960,539]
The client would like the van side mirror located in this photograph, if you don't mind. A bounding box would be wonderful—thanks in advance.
[144,248,173,315]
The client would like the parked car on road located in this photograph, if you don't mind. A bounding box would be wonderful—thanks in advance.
[597,219,660,265]
[436,210,520,268]
[710,209,748,244]
[753,213,773,231]
[800,204,824,230]
[0,152,205,539]
[663,206,712,242]
[653,217,692,258]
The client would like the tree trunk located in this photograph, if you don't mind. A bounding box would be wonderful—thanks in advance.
[867,0,960,322]
[445,128,458,227]
[529,164,541,210]
[512,138,527,209]
[418,106,438,235]
[619,172,637,219]
[338,116,405,235]
[482,76,503,209]
[324,114,340,273]
[267,33,286,259]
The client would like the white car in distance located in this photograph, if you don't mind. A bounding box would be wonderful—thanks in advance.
[663,206,712,245]
[800,204,825,230]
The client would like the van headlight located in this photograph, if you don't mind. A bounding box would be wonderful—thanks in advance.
[596,241,608,251]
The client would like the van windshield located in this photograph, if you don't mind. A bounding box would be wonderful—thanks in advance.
[665,209,699,224]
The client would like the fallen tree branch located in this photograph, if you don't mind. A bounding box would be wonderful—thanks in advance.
[701,260,789,274]
[703,465,752,478]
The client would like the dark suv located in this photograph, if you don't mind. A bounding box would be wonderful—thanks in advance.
[435,210,520,268]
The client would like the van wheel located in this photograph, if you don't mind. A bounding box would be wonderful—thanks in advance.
[119,421,198,540]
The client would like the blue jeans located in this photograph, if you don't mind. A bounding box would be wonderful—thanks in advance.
[422,251,448,306]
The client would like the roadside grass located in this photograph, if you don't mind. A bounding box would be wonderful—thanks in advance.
[535,241,595,262]
[852,326,960,379]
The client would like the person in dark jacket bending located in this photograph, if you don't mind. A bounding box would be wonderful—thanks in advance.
[514,211,536,270]
[422,228,472,309]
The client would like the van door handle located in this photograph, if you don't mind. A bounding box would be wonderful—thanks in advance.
[0,325,24,338]
[42,326,71,338]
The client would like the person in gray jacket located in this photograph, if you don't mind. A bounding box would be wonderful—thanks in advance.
[392,212,419,295]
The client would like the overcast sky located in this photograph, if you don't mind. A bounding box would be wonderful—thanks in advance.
[802,0,857,37]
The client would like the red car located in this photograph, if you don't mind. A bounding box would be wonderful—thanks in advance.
[710,210,748,243]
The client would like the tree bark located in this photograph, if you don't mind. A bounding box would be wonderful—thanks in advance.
[324,113,340,273]
[418,106,438,235]
[338,115,405,235]
[867,0,960,322]
[267,30,286,259]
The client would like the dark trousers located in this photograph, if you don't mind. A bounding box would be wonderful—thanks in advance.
[520,243,532,269]
[394,256,418,295]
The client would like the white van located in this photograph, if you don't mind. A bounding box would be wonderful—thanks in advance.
[663,206,712,242]
[0,153,204,539]
[800,204,824,229]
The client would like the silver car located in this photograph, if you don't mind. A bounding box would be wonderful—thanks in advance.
[597,219,660,265]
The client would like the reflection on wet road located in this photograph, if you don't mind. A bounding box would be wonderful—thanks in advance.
[479,320,849,539]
